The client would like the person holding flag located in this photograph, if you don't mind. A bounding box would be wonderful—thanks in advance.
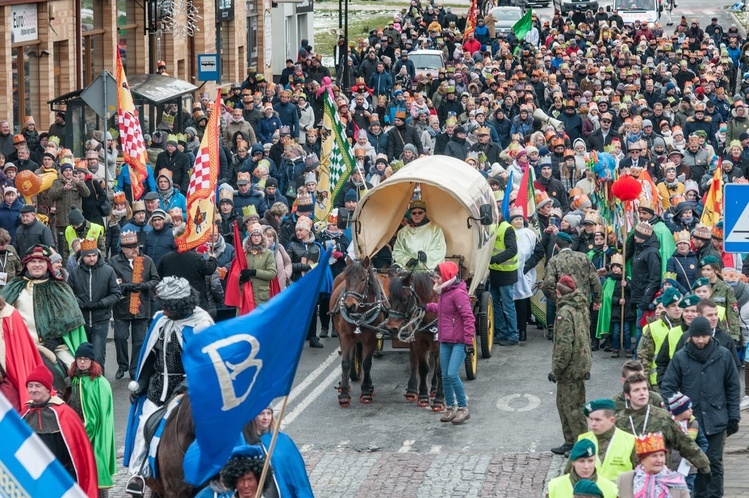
[116,51,149,202]
[124,276,214,496]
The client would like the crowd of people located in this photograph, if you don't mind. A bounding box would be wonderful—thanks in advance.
[0,0,747,496]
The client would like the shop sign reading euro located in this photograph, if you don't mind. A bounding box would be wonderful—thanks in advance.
[11,5,38,44]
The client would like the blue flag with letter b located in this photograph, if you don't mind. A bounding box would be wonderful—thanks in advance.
[182,249,331,486]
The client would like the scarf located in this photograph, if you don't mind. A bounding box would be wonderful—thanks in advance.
[685,337,717,363]
[129,257,144,315]
[212,234,227,258]
[321,227,343,240]
[426,127,440,138]
[433,276,457,294]
[633,464,688,498]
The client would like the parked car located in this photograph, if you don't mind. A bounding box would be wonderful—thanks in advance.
[553,0,599,15]
[408,49,446,80]
[490,7,524,36]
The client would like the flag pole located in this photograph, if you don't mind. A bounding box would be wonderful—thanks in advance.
[254,395,289,498]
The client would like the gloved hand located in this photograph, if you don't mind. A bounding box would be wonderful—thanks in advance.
[333,251,344,260]
[490,254,503,265]
[42,338,62,352]
[548,373,557,383]
[239,269,256,283]
[418,250,427,263]
[465,344,475,355]
[699,465,711,475]
[121,283,134,292]
[79,301,93,310]
[129,391,141,404]
[300,264,311,272]
[584,372,591,381]
[90,302,105,310]
[134,283,149,292]
[638,302,650,311]
[406,258,418,268]
[727,419,740,436]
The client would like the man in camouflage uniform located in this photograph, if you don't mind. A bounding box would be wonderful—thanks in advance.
[542,232,602,339]
[637,287,682,388]
[615,372,711,474]
[612,360,664,412]
[699,254,740,342]
[548,275,592,455]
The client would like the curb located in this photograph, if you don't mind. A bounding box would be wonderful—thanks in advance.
[726,5,748,38]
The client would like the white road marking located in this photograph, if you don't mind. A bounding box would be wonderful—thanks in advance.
[495,393,541,412]
[398,440,415,453]
[428,445,442,454]
[274,347,341,412]
[336,440,349,452]
[529,440,538,453]
[300,444,314,453]
[280,366,340,428]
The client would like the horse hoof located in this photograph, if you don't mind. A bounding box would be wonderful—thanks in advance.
[432,402,446,412]
[405,392,418,402]
[339,398,351,407]
[360,395,373,404]
[418,398,430,408]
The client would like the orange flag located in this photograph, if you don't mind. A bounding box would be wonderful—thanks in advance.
[700,159,723,227]
[175,90,221,253]
[116,51,148,200]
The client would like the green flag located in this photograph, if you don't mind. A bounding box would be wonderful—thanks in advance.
[512,8,533,40]
[315,91,356,221]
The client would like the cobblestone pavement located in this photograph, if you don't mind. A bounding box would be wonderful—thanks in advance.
[108,421,749,498]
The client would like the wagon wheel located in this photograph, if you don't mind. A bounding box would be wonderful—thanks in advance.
[478,291,494,358]
[350,342,363,382]
[373,338,384,359]
[464,335,478,380]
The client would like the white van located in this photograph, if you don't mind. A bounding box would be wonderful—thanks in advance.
[408,50,446,80]
[608,0,661,24]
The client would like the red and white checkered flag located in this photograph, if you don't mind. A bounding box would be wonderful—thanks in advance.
[176,90,220,253]
[116,52,148,200]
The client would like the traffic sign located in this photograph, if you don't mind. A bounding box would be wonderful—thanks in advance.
[724,184,749,253]
[197,54,220,81]
[80,71,118,118]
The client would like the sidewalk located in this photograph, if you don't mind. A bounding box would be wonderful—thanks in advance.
[724,412,749,497]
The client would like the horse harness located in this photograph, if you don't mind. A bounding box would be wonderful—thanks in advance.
[388,281,438,343]
[338,266,390,335]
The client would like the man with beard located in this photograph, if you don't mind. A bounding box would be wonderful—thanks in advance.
[470,126,501,165]
[661,315,740,498]
[386,110,423,161]
[690,224,721,261]
[124,277,214,496]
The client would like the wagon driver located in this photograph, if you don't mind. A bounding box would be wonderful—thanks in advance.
[391,199,447,271]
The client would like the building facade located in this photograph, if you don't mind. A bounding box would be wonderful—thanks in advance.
[0,0,312,135]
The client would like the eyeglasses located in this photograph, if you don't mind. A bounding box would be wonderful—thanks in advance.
[601,119,612,123]
[630,149,641,153]
[410,210,425,215]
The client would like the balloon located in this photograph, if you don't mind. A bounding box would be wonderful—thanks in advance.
[16,170,57,204]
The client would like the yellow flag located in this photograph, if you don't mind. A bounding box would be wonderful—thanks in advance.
[700,161,723,227]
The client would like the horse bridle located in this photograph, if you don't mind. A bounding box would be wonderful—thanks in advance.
[388,281,437,343]
[339,267,390,335]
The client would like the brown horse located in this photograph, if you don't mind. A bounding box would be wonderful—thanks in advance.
[330,258,388,407]
[386,271,445,412]
[145,394,199,498]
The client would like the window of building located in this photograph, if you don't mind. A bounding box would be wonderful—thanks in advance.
[81,0,105,86]
[247,0,258,70]
[12,46,41,134]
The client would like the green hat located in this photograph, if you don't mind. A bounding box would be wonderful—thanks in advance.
[691,277,710,290]
[446,86,456,94]
[583,398,617,417]
[698,255,721,268]
[694,130,708,138]
[573,479,603,497]
[658,287,682,307]
[679,294,701,308]
[569,439,596,461]
[557,232,573,244]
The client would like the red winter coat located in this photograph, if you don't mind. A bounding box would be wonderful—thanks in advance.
[426,280,475,345]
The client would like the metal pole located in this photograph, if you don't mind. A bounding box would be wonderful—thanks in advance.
[102,72,110,191]
[254,396,290,498]
[343,0,349,93]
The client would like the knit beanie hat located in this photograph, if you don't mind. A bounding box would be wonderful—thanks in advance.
[75,342,96,360]
[688,316,712,337]
[26,364,53,392]
[667,392,692,416]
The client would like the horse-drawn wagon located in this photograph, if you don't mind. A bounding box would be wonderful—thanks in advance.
[342,156,498,383]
